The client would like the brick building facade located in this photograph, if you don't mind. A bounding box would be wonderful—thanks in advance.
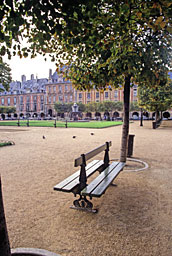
[0,69,171,120]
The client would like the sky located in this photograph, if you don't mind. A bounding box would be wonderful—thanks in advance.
[4,54,57,82]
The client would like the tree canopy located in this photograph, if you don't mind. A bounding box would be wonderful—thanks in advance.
[138,76,172,112]
[1,1,172,87]
[0,60,12,91]
[1,0,172,161]
[54,102,73,114]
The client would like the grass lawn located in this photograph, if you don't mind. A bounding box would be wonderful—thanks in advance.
[0,120,123,128]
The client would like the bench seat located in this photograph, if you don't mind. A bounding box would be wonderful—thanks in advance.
[54,159,104,194]
[81,161,125,198]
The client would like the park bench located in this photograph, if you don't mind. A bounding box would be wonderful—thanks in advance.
[54,141,125,213]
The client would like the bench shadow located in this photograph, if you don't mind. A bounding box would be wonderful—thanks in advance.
[93,182,159,234]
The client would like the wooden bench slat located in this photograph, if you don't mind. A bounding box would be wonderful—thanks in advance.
[54,160,103,192]
[81,162,125,197]
[81,161,119,196]
[89,162,125,197]
[74,141,112,167]
[60,160,104,192]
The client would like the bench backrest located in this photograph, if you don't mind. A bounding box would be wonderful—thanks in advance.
[74,141,112,167]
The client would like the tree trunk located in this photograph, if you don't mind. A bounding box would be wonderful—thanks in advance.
[120,75,131,162]
[160,111,163,120]
[140,108,143,126]
[0,177,11,256]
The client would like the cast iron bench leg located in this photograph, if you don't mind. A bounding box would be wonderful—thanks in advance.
[70,195,98,213]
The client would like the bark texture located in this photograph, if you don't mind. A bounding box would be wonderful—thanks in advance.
[120,75,131,162]
[0,177,11,256]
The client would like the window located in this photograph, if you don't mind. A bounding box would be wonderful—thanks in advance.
[59,85,62,93]
[105,92,108,98]
[49,86,51,93]
[69,95,73,102]
[65,85,68,91]
[41,95,44,102]
[20,96,23,104]
[20,104,23,111]
[33,103,37,111]
[53,86,56,93]
[87,93,91,99]
[33,96,37,102]
[7,97,10,105]
[133,88,137,96]
[41,104,44,111]
[14,97,16,105]
[49,96,51,103]
[1,98,4,105]
[65,95,68,102]
[27,96,30,103]
[26,104,30,111]
[96,92,99,98]
[53,95,56,103]
[59,95,63,102]
[79,93,82,99]
[114,90,118,97]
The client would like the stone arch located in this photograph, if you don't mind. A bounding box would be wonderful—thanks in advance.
[95,112,101,117]
[143,111,149,120]
[33,113,38,118]
[113,111,119,118]
[104,111,110,120]
[163,111,170,119]
[132,112,139,120]
[48,109,53,117]
[1,114,5,120]
[57,112,64,118]
[26,113,31,118]
[104,111,110,117]
[86,112,92,118]
[61,113,64,118]
[40,112,45,118]
[143,111,149,118]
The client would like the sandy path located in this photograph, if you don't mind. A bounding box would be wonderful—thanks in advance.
[0,121,172,256]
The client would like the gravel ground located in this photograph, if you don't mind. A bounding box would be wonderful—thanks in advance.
[0,120,172,256]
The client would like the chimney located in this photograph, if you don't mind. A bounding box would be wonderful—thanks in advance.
[49,69,52,79]
[21,75,26,82]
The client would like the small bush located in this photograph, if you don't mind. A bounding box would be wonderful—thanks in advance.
[0,141,13,147]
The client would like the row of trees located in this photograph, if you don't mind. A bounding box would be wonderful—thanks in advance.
[138,77,172,121]
[54,101,122,114]
[54,101,141,114]
[0,106,16,114]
